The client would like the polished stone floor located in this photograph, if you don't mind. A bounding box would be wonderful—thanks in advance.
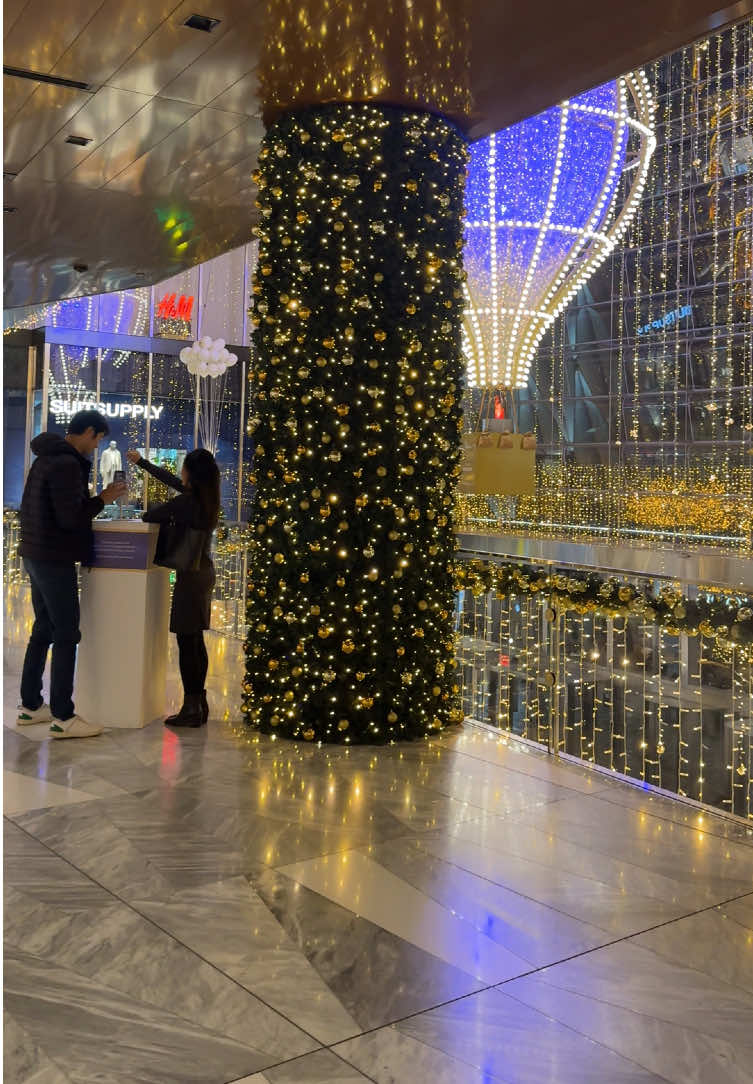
[4,591,753,1083]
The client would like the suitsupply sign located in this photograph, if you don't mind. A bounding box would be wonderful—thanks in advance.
[50,399,165,420]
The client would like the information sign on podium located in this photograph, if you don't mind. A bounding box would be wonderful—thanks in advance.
[76,522,170,728]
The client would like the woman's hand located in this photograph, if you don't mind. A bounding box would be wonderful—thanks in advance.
[126,450,141,465]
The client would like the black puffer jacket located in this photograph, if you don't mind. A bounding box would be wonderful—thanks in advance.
[19,434,104,564]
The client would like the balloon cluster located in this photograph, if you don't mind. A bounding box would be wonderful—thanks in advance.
[179,337,238,378]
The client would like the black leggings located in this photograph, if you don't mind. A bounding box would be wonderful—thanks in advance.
[177,633,208,696]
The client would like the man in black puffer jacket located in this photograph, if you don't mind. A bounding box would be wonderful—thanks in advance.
[17,410,126,739]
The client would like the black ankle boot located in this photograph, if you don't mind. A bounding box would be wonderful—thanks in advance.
[200,691,209,726]
[165,694,204,728]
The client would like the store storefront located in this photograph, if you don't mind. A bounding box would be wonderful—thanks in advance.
[3,243,257,522]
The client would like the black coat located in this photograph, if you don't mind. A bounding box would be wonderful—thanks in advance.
[138,458,215,634]
[19,434,104,564]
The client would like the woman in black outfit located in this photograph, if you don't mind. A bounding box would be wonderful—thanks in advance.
[127,448,220,728]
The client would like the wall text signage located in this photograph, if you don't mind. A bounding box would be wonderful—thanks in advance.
[156,293,194,320]
[51,398,164,420]
[637,304,692,336]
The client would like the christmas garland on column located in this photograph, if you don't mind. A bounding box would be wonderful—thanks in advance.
[243,103,468,743]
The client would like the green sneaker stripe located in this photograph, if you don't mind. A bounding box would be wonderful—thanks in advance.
[50,724,64,733]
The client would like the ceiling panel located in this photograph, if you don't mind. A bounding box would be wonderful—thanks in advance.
[4,0,752,307]
[3,82,93,175]
[207,68,260,116]
[107,0,242,96]
[3,0,105,75]
[216,178,257,211]
[67,97,198,187]
[3,0,31,38]
[3,72,37,126]
[3,177,251,300]
[191,150,258,202]
[105,106,244,193]
[160,20,261,106]
[49,0,181,88]
[19,87,151,181]
[157,115,264,196]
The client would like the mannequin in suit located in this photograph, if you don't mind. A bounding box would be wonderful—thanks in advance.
[99,441,122,487]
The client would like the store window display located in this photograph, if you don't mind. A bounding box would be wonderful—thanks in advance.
[99,441,122,488]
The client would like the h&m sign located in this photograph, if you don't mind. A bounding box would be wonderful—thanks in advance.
[156,293,194,320]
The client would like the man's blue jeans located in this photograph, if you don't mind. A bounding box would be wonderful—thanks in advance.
[20,559,80,722]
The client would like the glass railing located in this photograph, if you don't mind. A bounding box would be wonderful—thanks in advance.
[5,510,751,821]
[455,538,753,822]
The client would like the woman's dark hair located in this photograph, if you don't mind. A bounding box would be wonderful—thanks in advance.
[183,449,220,529]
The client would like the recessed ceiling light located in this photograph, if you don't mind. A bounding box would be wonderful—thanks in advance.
[65,134,93,147]
[184,13,221,32]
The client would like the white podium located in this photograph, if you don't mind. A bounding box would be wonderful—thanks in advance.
[77,522,170,728]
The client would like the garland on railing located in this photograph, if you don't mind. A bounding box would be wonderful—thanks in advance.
[455,558,753,656]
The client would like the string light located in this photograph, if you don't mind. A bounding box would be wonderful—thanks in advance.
[458,25,752,554]
[242,102,467,743]
[463,75,655,390]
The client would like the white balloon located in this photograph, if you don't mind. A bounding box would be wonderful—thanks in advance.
[187,359,199,375]
[214,338,225,350]
[227,353,238,366]
[179,347,191,363]
[200,336,212,348]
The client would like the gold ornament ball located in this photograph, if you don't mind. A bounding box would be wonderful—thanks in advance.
[387,711,398,723]
[367,569,379,581]
[657,742,666,756]
[303,729,316,741]
[737,763,747,777]
[338,719,350,731]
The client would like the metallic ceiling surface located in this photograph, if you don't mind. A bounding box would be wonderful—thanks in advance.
[4,0,752,307]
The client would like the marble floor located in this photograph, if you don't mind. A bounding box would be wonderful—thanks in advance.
[4,591,753,1083]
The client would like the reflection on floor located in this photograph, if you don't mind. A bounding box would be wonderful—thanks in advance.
[4,589,753,1083]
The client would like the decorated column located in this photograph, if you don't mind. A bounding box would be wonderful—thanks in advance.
[242,103,467,742]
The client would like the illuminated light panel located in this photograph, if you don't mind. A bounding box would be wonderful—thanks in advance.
[464,73,655,389]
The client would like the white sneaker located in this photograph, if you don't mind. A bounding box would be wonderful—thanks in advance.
[17,703,53,725]
[50,715,103,739]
